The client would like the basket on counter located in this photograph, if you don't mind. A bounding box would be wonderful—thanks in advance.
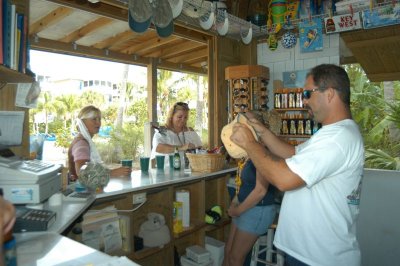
[186,153,226,173]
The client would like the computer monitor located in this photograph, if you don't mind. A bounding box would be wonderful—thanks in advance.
[0,111,25,149]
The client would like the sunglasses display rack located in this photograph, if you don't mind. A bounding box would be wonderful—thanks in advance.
[225,65,270,122]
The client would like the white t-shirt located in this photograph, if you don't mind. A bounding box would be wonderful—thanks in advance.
[274,119,364,266]
[151,129,202,167]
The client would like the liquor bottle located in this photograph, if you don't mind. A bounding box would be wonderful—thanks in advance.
[305,119,312,135]
[274,89,281,109]
[289,90,295,108]
[297,119,304,135]
[289,119,297,135]
[173,147,181,170]
[296,88,303,108]
[282,119,289,135]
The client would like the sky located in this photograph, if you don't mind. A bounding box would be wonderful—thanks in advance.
[29,50,147,84]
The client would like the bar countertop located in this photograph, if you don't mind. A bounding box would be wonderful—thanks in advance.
[99,167,237,199]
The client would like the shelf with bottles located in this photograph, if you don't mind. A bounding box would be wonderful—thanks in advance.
[225,65,270,121]
[274,87,305,110]
[278,112,322,138]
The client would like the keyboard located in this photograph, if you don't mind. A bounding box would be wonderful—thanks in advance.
[20,160,54,172]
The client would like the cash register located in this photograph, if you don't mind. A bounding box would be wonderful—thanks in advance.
[0,154,62,204]
[0,111,62,204]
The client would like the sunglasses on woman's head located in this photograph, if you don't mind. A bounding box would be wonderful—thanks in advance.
[302,88,322,99]
[174,102,189,110]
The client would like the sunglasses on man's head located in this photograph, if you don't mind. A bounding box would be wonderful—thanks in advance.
[302,88,322,99]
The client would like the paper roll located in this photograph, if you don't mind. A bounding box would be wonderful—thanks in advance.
[176,190,190,228]
[49,192,63,206]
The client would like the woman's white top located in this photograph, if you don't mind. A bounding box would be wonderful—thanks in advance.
[150,129,202,167]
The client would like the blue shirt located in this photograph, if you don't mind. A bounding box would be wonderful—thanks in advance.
[238,160,276,206]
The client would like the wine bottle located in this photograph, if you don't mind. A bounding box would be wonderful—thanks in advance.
[173,147,181,170]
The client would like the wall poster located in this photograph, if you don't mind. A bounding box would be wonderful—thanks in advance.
[299,18,323,53]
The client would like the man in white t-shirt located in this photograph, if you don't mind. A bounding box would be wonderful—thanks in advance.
[230,64,364,266]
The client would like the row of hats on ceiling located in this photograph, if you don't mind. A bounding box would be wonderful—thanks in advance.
[128,0,253,44]
[128,0,183,38]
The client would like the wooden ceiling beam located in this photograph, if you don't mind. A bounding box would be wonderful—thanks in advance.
[158,61,206,76]
[42,0,128,20]
[121,36,178,55]
[366,72,400,82]
[30,6,73,35]
[186,56,208,65]
[345,35,400,49]
[140,39,183,57]
[29,36,150,66]
[169,48,208,63]
[92,30,138,49]
[162,41,206,60]
[59,17,114,43]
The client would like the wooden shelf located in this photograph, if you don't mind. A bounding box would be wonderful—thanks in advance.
[130,244,171,260]
[0,65,34,83]
[173,220,205,239]
[279,134,311,138]
[274,108,308,112]
[204,217,231,232]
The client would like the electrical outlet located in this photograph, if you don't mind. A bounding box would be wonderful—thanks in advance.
[132,193,146,204]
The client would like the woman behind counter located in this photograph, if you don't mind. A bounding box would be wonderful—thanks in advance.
[68,105,131,182]
[151,102,202,167]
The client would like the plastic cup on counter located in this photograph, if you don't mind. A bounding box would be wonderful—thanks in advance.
[121,159,133,168]
[140,157,150,172]
[169,154,174,170]
[155,155,165,170]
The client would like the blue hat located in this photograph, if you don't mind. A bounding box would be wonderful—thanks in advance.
[128,10,151,34]
[155,20,174,38]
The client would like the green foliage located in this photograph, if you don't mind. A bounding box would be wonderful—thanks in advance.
[81,90,106,107]
[102,105,118,126]
[95,124,144,165]
[347,64,400,170]
[55,127,74,150]
[365,148,400,170]
[387,100,400,129]
[126,99,148,125]
[48,119,64,134]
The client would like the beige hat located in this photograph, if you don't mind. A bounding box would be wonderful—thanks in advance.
[221,113,258,159]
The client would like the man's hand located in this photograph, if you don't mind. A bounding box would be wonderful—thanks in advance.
[230,122,258,149]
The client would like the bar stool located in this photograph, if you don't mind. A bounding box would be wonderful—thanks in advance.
[250,224,285,266]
